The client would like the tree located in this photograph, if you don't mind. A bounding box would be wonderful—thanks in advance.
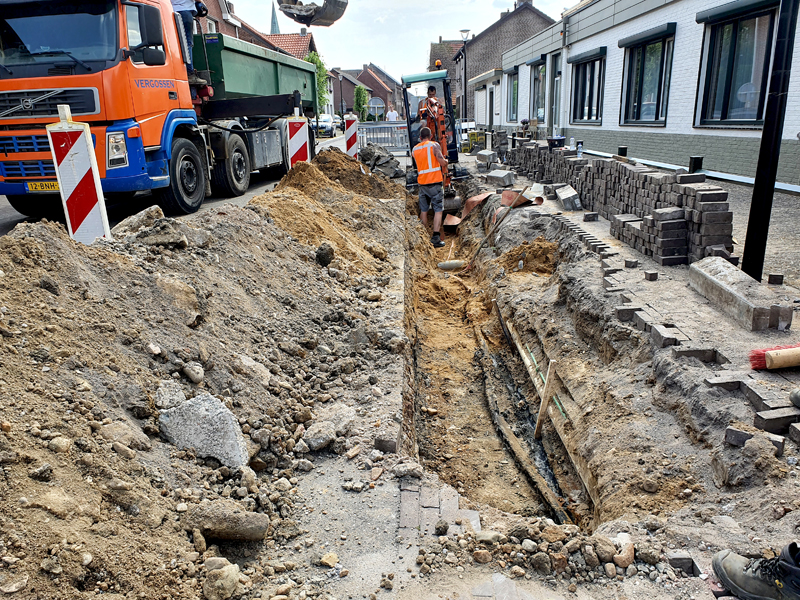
[304,51,328,115]
[354,85,369,121]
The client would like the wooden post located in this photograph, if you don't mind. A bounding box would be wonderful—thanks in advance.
[534,360,556,439]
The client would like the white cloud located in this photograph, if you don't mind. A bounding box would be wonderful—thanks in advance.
[232,0,565,83]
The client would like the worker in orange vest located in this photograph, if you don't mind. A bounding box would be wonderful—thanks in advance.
[413,126,448,248]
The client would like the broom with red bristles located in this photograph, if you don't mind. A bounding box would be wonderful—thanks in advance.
[749,343,800,370]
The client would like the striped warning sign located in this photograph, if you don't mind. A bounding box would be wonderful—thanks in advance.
[287,117,310,167]
[46,105,110,245]
[344,114,358,158]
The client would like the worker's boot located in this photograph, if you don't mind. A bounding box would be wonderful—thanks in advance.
[712,543,800,600]
[188,71,208,86]
[430,233,445,248]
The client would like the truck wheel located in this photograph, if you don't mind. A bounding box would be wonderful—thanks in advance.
[5,194,64,219]
[211,134,250,197]
[157,137,206,215]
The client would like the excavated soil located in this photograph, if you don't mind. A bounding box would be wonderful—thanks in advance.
[310,148,407,199]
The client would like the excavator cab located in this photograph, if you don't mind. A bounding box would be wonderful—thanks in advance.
[401,69,459,165]
[279,0,348,27]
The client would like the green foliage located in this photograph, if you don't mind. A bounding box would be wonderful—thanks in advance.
[354,85,369,121]
[304,51,328,114]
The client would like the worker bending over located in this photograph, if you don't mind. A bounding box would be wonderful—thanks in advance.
[413,126,448,248]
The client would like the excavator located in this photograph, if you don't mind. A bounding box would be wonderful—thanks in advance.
[279,0,348,27]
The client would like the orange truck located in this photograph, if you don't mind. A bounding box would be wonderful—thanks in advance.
[0,0,318,216]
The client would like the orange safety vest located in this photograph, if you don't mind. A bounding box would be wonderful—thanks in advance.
[413,140,444,185]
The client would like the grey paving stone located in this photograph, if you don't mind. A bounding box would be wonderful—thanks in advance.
[399,491,419,529]
[420,507,439,537]
[471,581,494,597]
[462,509,482,532]
[419,485,440,509]
[493,573,519,600]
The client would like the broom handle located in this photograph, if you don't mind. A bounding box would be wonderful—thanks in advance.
[766,347,800,370]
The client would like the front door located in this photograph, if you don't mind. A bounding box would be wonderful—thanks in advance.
[488,88,494,130]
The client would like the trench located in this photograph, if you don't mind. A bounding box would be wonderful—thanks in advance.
[402,194,595,529]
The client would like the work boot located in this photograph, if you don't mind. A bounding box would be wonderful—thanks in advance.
[713,543,800,600]
[188,72,208,86]
[430,233,445,248]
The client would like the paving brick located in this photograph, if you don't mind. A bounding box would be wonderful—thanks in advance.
[493,573,519,600]
[583,212,599,221]
[644,270,658,281]
[461,509,481,533]
[697,201,730,212]
[676,173,706,184]
[616,305,642,321]
[651,324,679,347]
[487,170,515,187]
[740,380,783,411]
[704,375,742,391]
[399,491,419,528]
[768,274,785,285]
[789,423,800,444]
[419,486,439,509]
[671,346,718,362]
[471,581,494,597]
[625,259,639,268]
[420,507,439,537]
[725,426,785,456]
[633,311,652,332]
[755,407,800,434]
[696,190,728,203]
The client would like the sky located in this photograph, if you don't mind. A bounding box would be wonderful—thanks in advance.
[232,0,567,82]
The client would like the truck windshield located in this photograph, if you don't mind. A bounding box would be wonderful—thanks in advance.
[0,0,117,69]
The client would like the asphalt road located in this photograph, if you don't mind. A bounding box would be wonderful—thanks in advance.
[0,131,346,237]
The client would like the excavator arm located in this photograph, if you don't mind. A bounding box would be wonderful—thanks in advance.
[279,0,348,27]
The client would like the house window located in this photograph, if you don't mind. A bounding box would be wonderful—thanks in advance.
[699,8,775,124]
[206,17,217,33]
[571,58,604,123]
[530,64,546,123]
[623,37,674,124]
[507,72,518,121]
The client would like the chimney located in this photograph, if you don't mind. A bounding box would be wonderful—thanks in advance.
[227,1,234,12]
[300,27,307,36]
[439,36,442,43]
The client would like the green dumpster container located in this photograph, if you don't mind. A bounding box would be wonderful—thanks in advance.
[193,33,318,114]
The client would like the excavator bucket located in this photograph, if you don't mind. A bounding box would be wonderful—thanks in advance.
[279,0,348,27]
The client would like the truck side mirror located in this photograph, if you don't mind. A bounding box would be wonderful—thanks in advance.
[142,47,166,66]
[139,5,164,47]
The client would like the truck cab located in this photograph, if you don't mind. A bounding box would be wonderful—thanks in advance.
[0,0,316,217]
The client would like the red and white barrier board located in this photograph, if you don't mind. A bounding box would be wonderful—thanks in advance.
[344,114,358,158]
[46,105,111,245]
[287,116,310,167]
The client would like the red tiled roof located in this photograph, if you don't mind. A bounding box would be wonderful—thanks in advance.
[364,69,391,93]
[262,33,315,59]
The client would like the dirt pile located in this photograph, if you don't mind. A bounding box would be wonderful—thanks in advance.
[311,147,407,199]
[0,168,406,598]
[495,238,557,276]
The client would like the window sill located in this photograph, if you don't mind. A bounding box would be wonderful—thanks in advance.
[569,121,603,126]
[620,121,667,128]
[695,122,764,130]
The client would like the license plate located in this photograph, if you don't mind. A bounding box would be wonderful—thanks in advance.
[26,181,59,192]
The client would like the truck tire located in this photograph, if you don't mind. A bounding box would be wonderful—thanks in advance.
[211,134,250,197]
[5,194,64,220]
[156,137,206,215]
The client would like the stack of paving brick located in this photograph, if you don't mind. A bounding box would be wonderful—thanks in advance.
[640,207,689,265]
[505,144,736,265]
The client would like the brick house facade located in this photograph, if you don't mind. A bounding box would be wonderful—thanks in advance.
[357,68,393,119]
[365,63,404,118]
[331,68,372,115]
[452,0,554,120]
[192,0,281,53]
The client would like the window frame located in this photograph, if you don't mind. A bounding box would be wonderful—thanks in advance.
[570,57,605,125]
[621,35,675,126]
[530,62,546,125]
[206,17,217,33]
[697,7,776,126]
[507,71,519,122]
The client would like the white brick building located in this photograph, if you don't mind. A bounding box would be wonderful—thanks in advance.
[495,0,800,185]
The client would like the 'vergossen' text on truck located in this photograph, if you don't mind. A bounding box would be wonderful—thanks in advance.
[0,0,318,216]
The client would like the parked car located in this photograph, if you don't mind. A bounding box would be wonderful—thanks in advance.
[311,114,335,137]
[333,115,342,132]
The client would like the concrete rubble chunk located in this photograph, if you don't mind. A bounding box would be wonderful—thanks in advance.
[186,499,271,541]
[202,563,240,600]
[159,393,249,467]
[111,205,165,237]
[303,421,336,451]
[486,170,515,187]
[725,426,784,456]
[155,380,187,410]
[688,257,793,331]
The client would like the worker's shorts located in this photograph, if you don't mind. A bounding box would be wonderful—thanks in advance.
[418,183,443,213]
